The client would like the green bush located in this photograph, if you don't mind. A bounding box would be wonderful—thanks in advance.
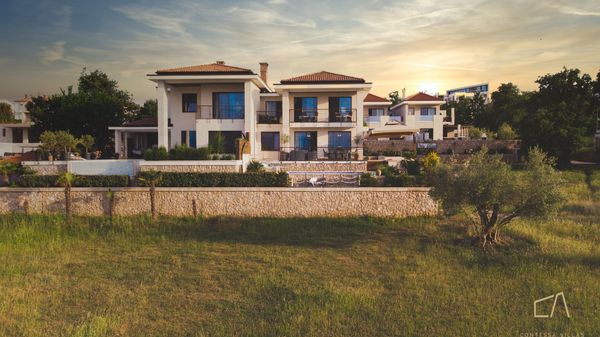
[137,171,289,187]
[496,123,518,140]
[17,175,129,187]
[359,173,377,187]
[144,147,169,160]
[246,160,265,173]
[402,159,422,176]
[169,145,210,160]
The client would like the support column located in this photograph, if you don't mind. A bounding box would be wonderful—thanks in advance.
[157,81,169,149]
[23,128,29,143]
[123,131,129,159]
[114,130,122,158]
[281,91,290,149]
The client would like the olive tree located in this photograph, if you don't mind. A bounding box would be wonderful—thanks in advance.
[429,147,563,245]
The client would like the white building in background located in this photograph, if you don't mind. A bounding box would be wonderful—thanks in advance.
[112,61,372,161]
[446,83,491,103]
[0,95,39,156]
[365,92,454,141]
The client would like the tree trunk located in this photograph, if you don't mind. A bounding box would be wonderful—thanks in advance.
[65,186,72,223]
[150,184,157,221]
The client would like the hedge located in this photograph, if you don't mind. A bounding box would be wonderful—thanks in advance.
[17,175,130,187]
[145,145,236,161]
[136,171,290,187]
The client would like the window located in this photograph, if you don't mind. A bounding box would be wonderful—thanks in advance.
[259,101,282,123]
[408,107,415,115]
[209,131,242,154]
[294,131,317,151]
[329,97,352,122]
[213,92,244,119]
[420,107,436,121]
[293,97,317,122]
[261,132,280,151]
[189,131,196,148]
[182,94,197,113]
[369,108,384,117]
[328,131,351,148]
[180,130,187,145]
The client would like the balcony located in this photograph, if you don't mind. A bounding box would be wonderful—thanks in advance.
[278,146,361,161]
[257,110,282,124]
[196,105,245,120]
[290,109,356,127]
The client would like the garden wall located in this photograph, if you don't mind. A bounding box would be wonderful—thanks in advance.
[364,139,520,155]
[139,161,243,173]
[267,161,367,172]
[0,187,437,218]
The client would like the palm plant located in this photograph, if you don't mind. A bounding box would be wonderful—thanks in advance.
[0,161,17,186]
[79,134,95,159]
[138,170,162,221]
[57,172,76,223]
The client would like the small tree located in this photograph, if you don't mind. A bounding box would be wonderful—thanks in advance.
[496,123,518,140]
[79,134,95,158]
[430,147,563,245]
[39,131,59,160]
[0,102,16,123]
[0,161,17,186]
[138,170,162,221]
[57,172,76,223]
[54,131,78,160]
[422,151,440,171]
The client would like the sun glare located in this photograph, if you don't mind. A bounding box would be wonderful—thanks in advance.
[418,82,440,95]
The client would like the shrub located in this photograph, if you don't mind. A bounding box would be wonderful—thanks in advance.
[469,127,483,139]
[422,151,440,171]
[17,174,129,187]
[496,123,518,140]
[144,147,169,160]
[169,145,210,160]
[246,160,265,173]
[137,171,290,187]
[402,159,422,176]
[359,173,377,187]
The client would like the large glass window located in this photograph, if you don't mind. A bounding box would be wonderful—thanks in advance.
[294,97,317,122]
[329,97,352,122]
[182,94,197,113]
[209,131,242,154]
[420,107,436,121]
[189,131,196,148]
[328,131,351,148]
[369,108,384,116]
[261,132,280,151]
[180,130,187,146]
[259,101,282,124]
[212,92,244,119]
[294,131,317,151]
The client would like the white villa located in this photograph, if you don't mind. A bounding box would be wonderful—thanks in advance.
[110,61,454,160]
[0,95,39,156]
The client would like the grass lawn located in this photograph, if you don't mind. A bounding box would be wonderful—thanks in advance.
[0,171,599,336]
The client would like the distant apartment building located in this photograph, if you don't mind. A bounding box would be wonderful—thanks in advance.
[446,83,490,103]
[0,95,39,156]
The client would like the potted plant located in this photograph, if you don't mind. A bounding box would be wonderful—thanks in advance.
[39,131,58,161]
[79,134,95,160]
[353,134,364,160]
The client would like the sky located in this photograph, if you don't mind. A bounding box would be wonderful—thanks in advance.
[0,0,599,103]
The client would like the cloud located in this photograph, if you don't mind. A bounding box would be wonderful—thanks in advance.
[40,41,66,64]
[55,5,72,31]
[553,4,600,17]
[112,5,193,36]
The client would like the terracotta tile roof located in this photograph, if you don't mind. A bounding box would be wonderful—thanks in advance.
[404,92,444,102]
[280,71,365,84]
[155,62,254,75]
[364,93,390,103]
[122,117,172,127]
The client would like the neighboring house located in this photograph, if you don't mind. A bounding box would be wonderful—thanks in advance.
[0,95,39,156]
[367,92,454,141]
[112,61,372,161]
[445,83,490,103]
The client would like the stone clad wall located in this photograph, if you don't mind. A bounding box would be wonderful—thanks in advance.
[269,161,367,172]
[0,187,437,218]
[23,161,67,175]
[139,164,242,173]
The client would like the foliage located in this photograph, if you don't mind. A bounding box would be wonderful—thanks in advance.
[246,160,265,173]
[79,134,95,153]
[443,92,486,126]
[54,130,79,157]
[39,131,58,155]
[480,83,530,131]
[0,102,16,123]
[135,99,158,119]
[137,171,290,187]
[17,174,129,187]
[401,158,421,176]
[388,91,401,105]
[429,147,564,245]
[27,69,136,155]
[210,132,226,154]
[0,161,18,185]
[519,67,597,167]
[359,173,377,187]
[496,123,518,140]
[422,151,440,171]
[377,164,419,187]
[469,127,484,139]
[143,147,169,161]
[169,144,210,160]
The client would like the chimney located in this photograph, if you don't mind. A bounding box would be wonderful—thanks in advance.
[216,60,225,65]
[259,62,269,84]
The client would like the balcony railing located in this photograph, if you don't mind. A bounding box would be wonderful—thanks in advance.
[290,109,356,124]
[196,105,245,120]
[257,110,282,124]
[278,146,361,161]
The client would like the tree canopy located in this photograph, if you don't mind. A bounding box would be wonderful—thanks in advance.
[0,102,16,123]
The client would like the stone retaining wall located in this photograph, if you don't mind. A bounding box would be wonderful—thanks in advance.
[139,161,242,173]
[23,161,67,175]
[268,161,367,172]
[364,139,519,155]
[0,187,436,218]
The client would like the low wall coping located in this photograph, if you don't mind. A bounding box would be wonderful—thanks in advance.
[139,160,242,166]
[0,187,431,192]
[266,161,367,164]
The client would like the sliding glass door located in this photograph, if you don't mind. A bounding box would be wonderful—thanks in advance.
[294,131,317,151]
